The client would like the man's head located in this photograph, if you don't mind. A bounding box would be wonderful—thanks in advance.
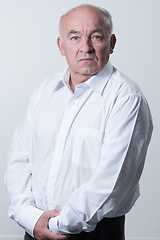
[57,4,116,83]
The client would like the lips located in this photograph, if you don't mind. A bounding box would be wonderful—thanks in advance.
[79,58,94,61]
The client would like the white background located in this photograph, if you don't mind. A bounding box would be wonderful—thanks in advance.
[0,0,159,239]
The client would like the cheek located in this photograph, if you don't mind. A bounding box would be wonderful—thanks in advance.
[63,47,78,67]
[96,45,110,61]
[63,43,73,54]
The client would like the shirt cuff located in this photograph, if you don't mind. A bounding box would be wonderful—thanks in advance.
[49,216,63,234]
[17,205,44,237]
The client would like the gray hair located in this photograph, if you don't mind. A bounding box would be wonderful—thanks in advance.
[97,6,113,36]
[59,4,113,39]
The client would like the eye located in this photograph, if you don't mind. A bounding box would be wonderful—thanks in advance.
[92,35,103,42]
[70,36,79,41]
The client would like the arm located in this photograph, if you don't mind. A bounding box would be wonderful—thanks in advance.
[4,90,44,237]
[49,95,153,234]
[4,81,70,239]
[5,129,69,240]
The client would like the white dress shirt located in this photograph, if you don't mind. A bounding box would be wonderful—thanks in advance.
[5,62,153,237]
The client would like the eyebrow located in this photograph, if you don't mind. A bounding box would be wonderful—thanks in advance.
[68,28,104,38]
[90,28,104,35]
[68,30,81,38]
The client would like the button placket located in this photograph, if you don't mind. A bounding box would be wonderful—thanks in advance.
[47,97,78,208]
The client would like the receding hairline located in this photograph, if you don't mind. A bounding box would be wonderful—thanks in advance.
[59,4,113,38]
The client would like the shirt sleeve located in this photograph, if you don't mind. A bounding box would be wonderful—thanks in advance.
[4,88,44,238]
[49,94,153,234]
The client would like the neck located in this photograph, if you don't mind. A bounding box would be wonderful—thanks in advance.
[69,72,93,93]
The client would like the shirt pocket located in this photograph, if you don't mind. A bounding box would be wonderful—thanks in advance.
[72,127,104,169]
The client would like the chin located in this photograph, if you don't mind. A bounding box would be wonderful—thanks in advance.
[80,66,99,74]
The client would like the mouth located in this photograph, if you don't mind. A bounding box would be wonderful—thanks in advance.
[79,58,95,62]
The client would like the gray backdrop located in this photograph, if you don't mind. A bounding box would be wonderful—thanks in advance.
[0,0,159,239]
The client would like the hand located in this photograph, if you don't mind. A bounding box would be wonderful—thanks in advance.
[33,210,70,240]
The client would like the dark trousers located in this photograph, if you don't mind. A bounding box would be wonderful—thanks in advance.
[24,215,125,240]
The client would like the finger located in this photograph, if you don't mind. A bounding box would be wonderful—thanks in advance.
[44,229,70,240]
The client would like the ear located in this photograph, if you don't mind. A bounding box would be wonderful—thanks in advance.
[110,34,116,54]
[57,37,65,56]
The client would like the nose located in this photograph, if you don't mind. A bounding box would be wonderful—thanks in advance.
[80,38,94,53]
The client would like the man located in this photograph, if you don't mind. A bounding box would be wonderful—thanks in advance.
[5,4,153,240]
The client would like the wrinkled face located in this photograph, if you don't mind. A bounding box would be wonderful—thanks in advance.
[57,7,116,80]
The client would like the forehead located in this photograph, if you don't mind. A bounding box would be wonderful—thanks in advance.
[61,8,105,34]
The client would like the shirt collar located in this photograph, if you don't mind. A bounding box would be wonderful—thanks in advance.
[52,68,70,92]
[85,61,113,95]
[54,61,113,95]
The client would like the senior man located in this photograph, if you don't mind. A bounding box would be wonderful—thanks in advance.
[5,4,153,240]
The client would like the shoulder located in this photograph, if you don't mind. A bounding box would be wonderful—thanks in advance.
[30,70,64,101]
[103,66,149,108]
[104,66,151,115]
[36,71,63,94]
[111,67,143,98]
